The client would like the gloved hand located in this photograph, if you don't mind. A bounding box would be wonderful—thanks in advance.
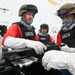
[60,44,75,53]
[42,50,70,71]
[42,50,75,75]
[25,40,47,54]
[4,36,47,55]
[60,44,69,51]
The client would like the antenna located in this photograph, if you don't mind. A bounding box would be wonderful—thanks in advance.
[0,7,9,13]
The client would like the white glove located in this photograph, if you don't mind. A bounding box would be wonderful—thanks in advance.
[60,44,75,53]
[42,50,75,75]
[42,50,71,71]
[24,40,47,54]
[4,36,47,54]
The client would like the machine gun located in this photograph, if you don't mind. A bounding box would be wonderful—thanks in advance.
[0,43,60,75]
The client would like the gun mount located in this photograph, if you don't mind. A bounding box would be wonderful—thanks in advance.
[0,43,60,75]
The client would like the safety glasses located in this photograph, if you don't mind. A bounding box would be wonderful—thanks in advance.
[57,7,75,17]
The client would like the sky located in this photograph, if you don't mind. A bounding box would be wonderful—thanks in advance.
[0,0,75,40]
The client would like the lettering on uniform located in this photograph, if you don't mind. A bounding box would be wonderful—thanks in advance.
[40,38,46,40]
[62,33,70,39]
[25,32,34,36]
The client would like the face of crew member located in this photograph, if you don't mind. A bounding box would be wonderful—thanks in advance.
[22,11,35,24]
[61,14,74,25]
[61,14,73,19]
[41,28,48,34]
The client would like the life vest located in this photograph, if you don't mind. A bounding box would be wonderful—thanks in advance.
[36,34,50,45]
[60,28,75,47]
[15,22,36,40]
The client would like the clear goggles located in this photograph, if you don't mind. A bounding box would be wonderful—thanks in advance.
[57,7,75,17]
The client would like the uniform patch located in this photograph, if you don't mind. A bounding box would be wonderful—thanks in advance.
[62,33,70,39]
[25,32,34,36]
